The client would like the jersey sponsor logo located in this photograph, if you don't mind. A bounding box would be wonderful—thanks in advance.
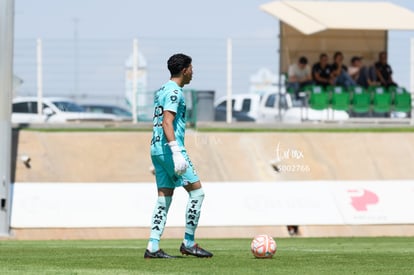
[151,135,161,145]
[154,106,164,117]
[170,95,178,102]
[153,105,164,127]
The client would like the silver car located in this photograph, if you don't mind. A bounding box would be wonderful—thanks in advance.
[12,97,120,124]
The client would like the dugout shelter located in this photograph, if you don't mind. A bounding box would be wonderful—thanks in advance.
[260,0,414,121]
[260,0,414,73]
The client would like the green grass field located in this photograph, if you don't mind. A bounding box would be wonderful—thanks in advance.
[1,237,413,274]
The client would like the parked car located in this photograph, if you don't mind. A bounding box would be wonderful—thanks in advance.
[81,104,133,121]
[215,107,256,122]
[214,92,349,123]
[12,97,119,124]
[214,94,261,122]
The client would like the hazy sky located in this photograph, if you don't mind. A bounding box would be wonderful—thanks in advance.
[14,0,278,39]
[12,0,414,103]
[14,0,414,39]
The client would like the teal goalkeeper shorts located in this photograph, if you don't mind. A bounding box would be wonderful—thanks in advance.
[151,151,199,189]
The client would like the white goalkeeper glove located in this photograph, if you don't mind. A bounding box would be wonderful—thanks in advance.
[168,141,188,175]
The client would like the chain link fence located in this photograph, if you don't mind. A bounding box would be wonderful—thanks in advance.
[13,38,279,117]
[13,36,414,123]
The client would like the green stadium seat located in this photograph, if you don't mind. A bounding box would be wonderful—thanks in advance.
[331,92,350,111]
[394,92,412,113]
[310,85,324,94]
[326,85,346,94]
[352,89,371,114]
[350,86,365,95]
[388,86,405,95]
[309,91,329,110]
[373,92,392,114]
[369,86,387,95]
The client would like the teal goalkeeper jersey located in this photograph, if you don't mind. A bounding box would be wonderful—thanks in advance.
[151,80,187,156]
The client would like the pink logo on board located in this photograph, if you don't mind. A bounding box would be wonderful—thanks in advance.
[348,189,379,211]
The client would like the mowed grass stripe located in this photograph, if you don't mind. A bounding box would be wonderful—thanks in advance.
[0,237,413,274]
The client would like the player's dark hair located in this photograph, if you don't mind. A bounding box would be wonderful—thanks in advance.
[167,53,192,77]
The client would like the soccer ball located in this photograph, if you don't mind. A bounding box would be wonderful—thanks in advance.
[251,234,277,258]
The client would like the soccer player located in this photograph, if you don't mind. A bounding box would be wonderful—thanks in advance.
[144,53,213,259]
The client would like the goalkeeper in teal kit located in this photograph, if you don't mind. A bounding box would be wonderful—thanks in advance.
[144,54,213,259]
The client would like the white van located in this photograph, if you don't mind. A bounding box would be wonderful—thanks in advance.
[12,97,119,124]
[214,92,349,123]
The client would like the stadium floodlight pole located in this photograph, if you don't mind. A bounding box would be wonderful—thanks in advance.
[277,21,284,121]
[0,0,15,237]
[278,22,283,122]
[226,38,233,124]
[37,38,43,117]
[410,38,414,125]
[132,38,138,124]
[73,17,79,98]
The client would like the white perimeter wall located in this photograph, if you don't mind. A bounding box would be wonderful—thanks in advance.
[10,181,414,228]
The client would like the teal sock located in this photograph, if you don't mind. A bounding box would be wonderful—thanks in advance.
[184,188,204,248]
[147,196,172,252]
[184,233,195,248]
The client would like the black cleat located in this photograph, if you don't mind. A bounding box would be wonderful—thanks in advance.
[180,243,213,258]
[144,249,176,259]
